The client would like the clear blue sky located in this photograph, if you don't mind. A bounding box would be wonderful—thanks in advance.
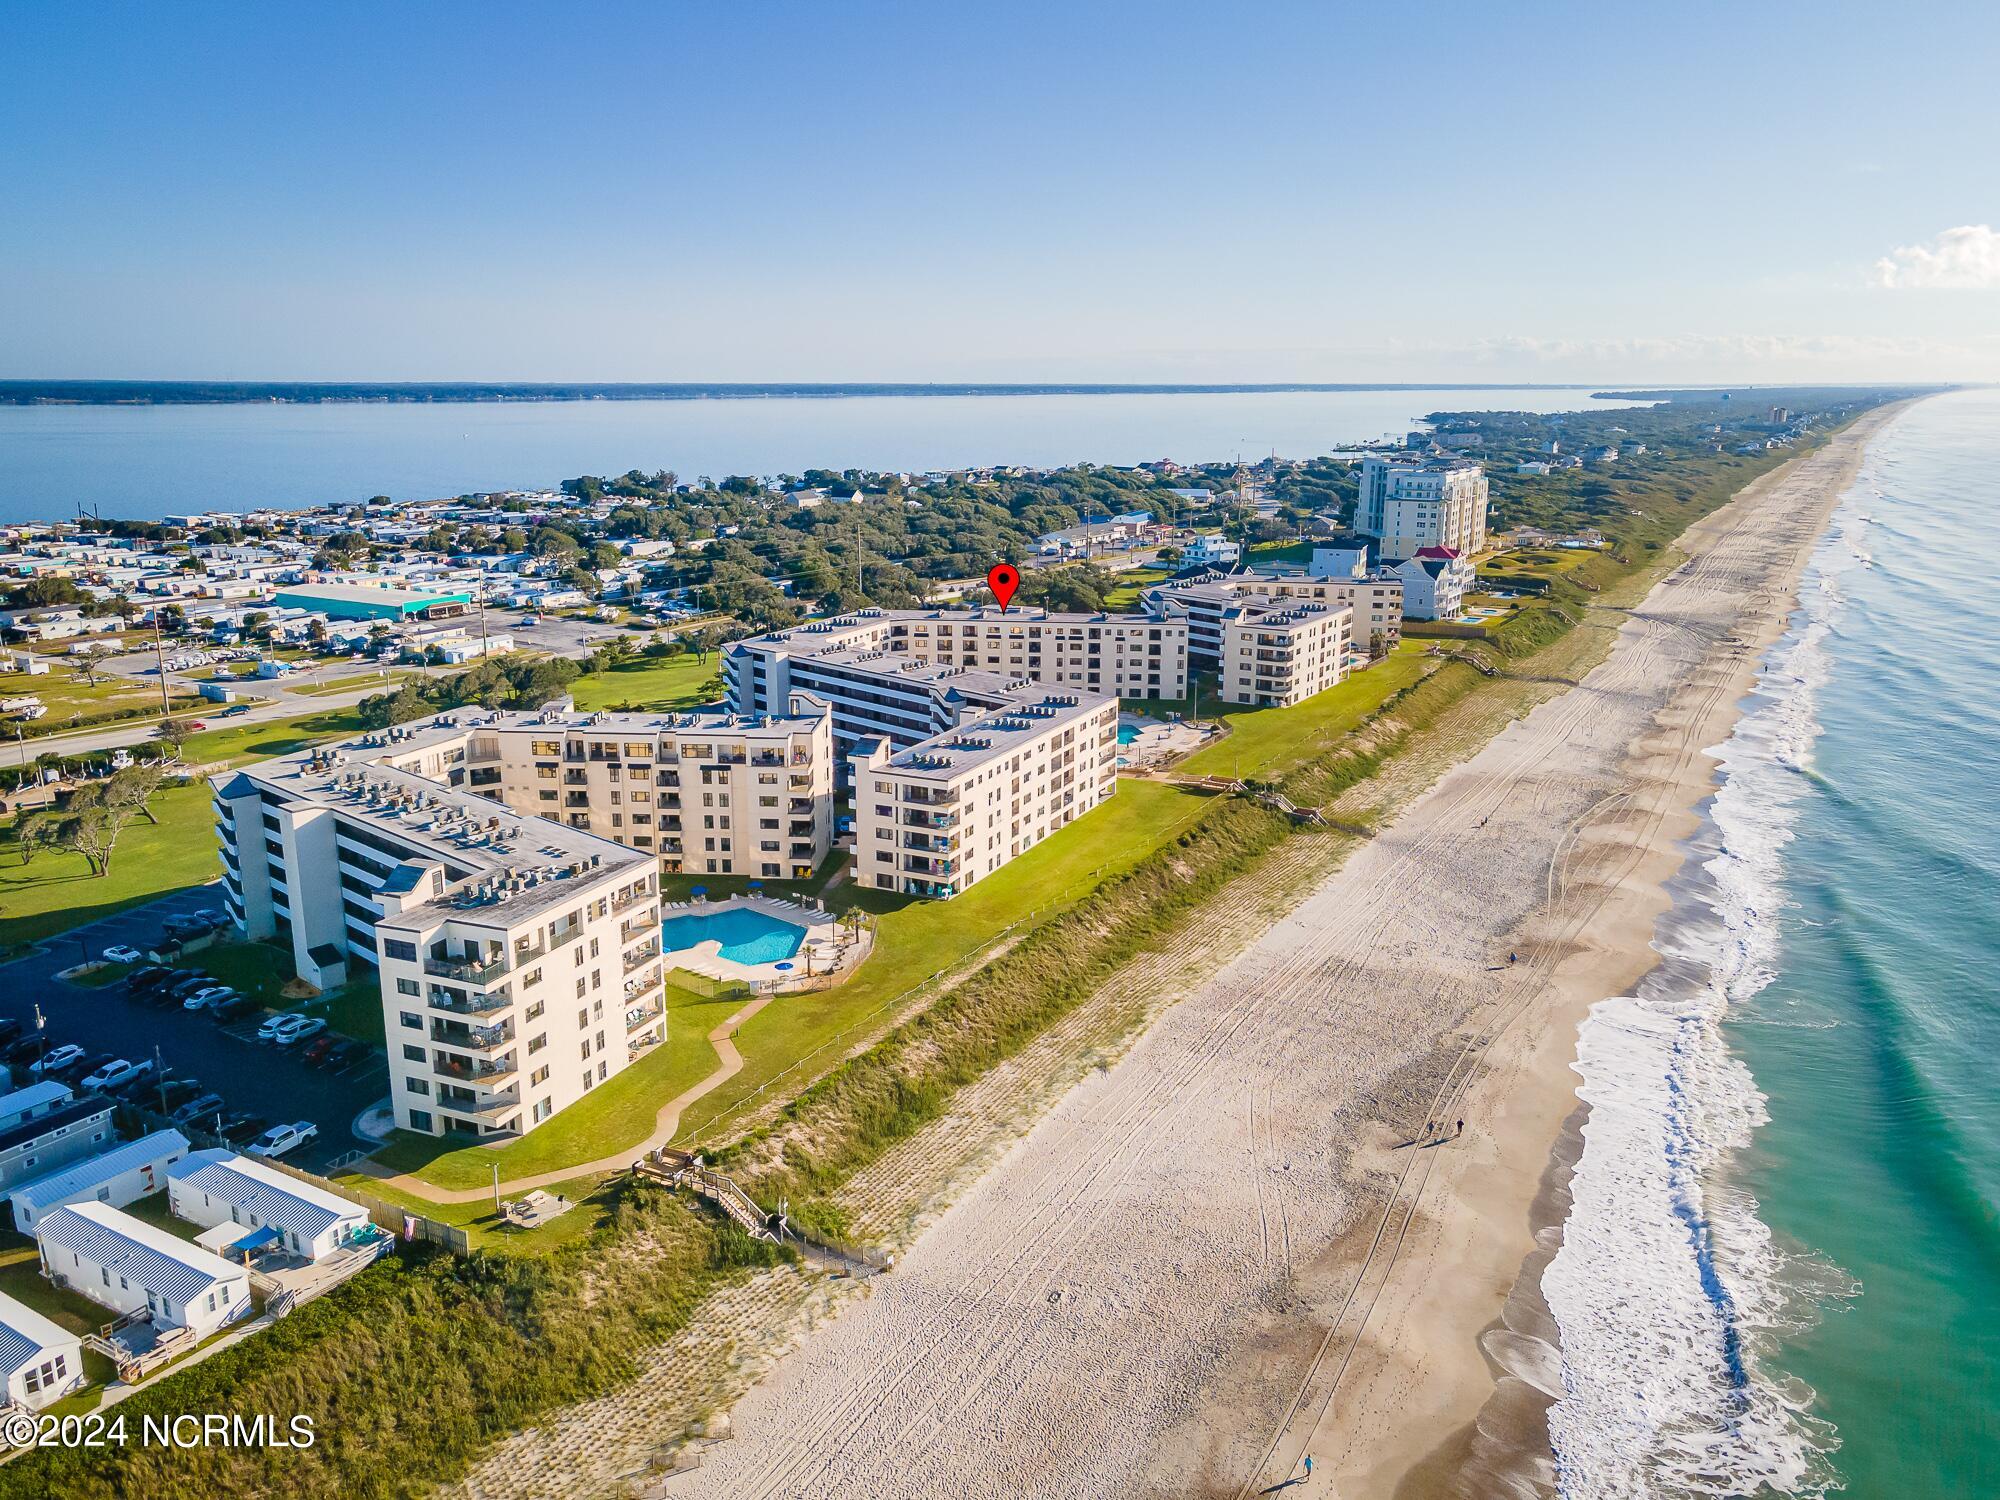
[4,0,1997,382]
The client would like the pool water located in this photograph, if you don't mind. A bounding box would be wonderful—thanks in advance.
[660,907,806,965]
[1116,724,1141,745]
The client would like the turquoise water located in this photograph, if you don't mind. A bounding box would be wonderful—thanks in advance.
[1116,724,1140,746]
[0,387,1649,522]
[1545,391,2000,1497]
[660,907,805,966]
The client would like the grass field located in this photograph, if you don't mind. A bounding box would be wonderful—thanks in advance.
[0,782,220,949]
[1179,640,1434,781]
[0,667,201,739]
[567,653,726,713]
[177,704,365,765]
[372,975,751,1189]
[386,777,1213,1189]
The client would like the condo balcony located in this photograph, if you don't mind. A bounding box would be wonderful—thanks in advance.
[900,809,958,830]
[424,953,508,985]
[436,1087,519,1121]
[431,1018,514,1053]
[900,787,959,806]
[902,831,960,853]
[433,1052,517,1084]
[428,985,511,1017]
[623,942,662,975]
[901,854,957,877]
[625,1003,665,1034]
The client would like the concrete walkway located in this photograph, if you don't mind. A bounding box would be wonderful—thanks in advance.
[361,991,777,1205]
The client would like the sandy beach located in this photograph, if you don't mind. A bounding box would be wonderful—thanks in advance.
[637,408,1903,1500]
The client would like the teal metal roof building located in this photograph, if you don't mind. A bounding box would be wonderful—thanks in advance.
[271,583,473,621]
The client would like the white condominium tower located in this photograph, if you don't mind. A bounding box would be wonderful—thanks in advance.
[210,697,837,1140]
[724,607,1188,750]
[851,686,1118,898]
[1355,456,1489,561]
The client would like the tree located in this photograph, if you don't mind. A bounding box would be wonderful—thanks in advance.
[46,764,164,877]
[154,717,197,755]
[13,809,61,866]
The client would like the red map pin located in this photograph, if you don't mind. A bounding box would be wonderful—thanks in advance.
[987,563,1020,611]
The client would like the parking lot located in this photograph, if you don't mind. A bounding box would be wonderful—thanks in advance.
[1,885,389,1174]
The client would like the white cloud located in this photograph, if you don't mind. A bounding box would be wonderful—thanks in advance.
[1872,225,2000,289]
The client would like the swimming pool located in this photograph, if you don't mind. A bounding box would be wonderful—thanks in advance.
[660,907,806,966]
[1116,724,1141,746]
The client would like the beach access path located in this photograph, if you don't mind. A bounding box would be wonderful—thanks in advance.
[642,409,1904,1500]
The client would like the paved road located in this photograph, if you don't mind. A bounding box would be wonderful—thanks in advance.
[1,886,389,1173]
[26,616,624,760]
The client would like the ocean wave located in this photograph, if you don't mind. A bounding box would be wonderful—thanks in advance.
[1541,474,1870,1497]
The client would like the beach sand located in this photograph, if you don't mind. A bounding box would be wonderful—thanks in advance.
[564,409,1902,1500]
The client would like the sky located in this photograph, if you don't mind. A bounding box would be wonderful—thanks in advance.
[3,0,1998,384]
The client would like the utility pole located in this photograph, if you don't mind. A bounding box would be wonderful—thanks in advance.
[492,1161,502,1215]
[151,614,173,717]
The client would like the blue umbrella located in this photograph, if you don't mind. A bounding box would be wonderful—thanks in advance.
[749,880,765,891]
[689,885,707,898]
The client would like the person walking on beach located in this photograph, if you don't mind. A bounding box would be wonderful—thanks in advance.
[1455,1119,1465,1139]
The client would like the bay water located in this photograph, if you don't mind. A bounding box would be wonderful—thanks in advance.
[0,385,1641,523]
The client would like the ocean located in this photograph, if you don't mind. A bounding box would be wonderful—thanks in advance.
[1544,389,2000,1497]
[0,385,1644,524]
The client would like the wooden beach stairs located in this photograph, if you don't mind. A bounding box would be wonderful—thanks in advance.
[632,1149,887,1278]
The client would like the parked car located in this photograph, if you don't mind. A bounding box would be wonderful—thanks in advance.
[216,703,252,717]
[156,1077,203,1109]
[169,1092,227,1127]
[0,1018,20,1048]
[300,1036,338,1066]
[101,944,145,965]
[321,1039,370,1071]
[191,908,222,926]
[271,1017,327,1047]
[181,986,236,1012]
[27,1044,85,1078]
[208,994,260,1023]
[80,1058,151,1092]
[1,1038,45,1066]
[257,1012,306,1042]
[58,1051,115,1084]
[219,1113,269,1145]
[126,964,174,992]
[246,1121,317,1159]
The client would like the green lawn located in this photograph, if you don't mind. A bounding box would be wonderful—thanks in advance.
[373,977,748,1189]
[178,938,387,1044]
[1102,566,1172,611]
[333,1170,623,1254]
[0,668,201,740]
[0,782,221,950]
[1179,641,1433,782]
[178,703,365,765]
[385,778,1211,1189]
[567,654,726,712]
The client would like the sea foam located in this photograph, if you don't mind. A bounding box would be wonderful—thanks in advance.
[1540,500,1877,1498]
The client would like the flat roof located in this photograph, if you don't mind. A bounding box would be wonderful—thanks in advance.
[875,687,1110,781]
[272,583,472,607]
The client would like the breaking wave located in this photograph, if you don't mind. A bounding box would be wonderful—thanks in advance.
[1539,499,1877,1497]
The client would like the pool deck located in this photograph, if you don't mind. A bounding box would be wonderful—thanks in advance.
[1115,710,1215,768]
[659,894,870,991]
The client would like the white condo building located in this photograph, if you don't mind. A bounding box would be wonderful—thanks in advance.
[212,700,837,1139]
[724,607,1189,750]
[1355,456,1490,561]
[1144,568,1403,700]
[852,686,1118,898]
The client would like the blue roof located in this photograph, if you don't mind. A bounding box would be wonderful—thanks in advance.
[35,1202,242,1306]
[10,1129,191,1215]
[0,1290,77,1377]
[0,1080,72,1126]
[167,1150,365,1243]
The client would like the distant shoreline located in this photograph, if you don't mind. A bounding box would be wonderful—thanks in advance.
[0,380,1623,406]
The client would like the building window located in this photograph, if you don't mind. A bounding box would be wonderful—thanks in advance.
[400,1011,422,1030]
[396,978,419,996]
[383,939,417,962]
[406,1078,430,1095]
[409,1110,433,1131]
[403,1044,425,1063]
